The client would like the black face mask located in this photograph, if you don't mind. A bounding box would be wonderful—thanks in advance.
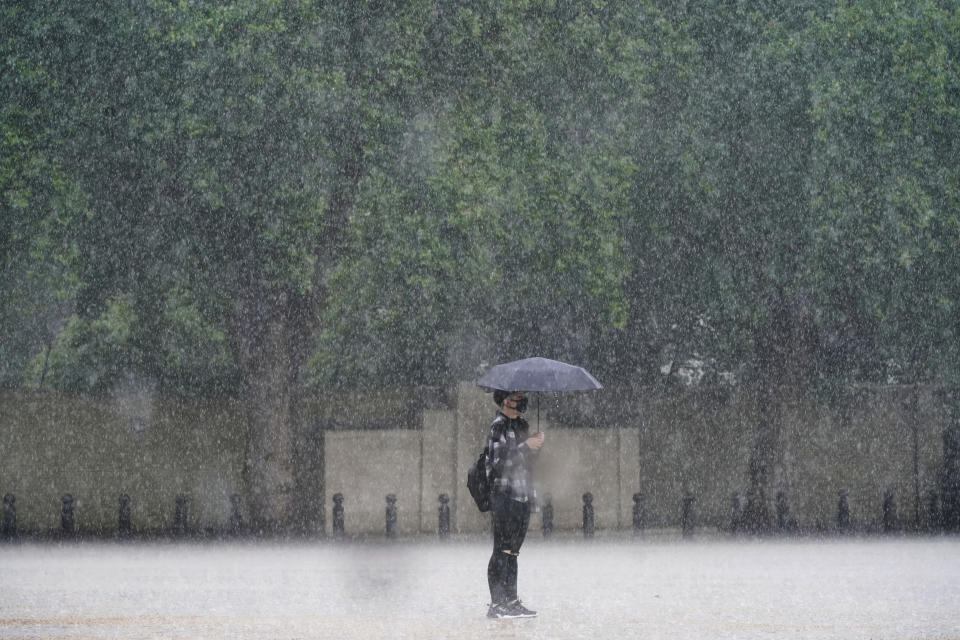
[509,397,529,413]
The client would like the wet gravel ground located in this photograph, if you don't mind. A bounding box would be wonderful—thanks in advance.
[2,536,959,639]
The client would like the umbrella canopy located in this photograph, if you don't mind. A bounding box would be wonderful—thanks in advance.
[476,357,602,392]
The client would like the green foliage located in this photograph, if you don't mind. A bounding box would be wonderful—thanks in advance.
[807,0,960,384]
[156,0,338,295]
[310,1,679,386]
[23,296,137,393]
[4,0,960,531]
[2,0,960,394]
[634,0,825,386]
[22,291,238,396]
[0,2,88,387]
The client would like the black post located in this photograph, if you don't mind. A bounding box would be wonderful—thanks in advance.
[61,494,76,537]
[582,492,595,538]
[2,493,16,540]
[729,492,743,535]
[174,493,188,537]
[230,494,245,537]
[942,415,960,533]
[632,493,645,537]
[332,493,345,540]
[775,491,790,533]
[926,489,942,534]
[908,392,921,530]
[541,493,554,539]
[837,489,850,534]
[117,494,132,539]
[681,492,695,539]
[437,494,450,539]
[385,494,398,539]
[882,488,898,534]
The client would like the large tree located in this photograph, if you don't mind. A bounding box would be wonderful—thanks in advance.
[8,0,960,534]
[807,0,960,528]
[667,0,831,531]
[159,0,438,532]
[806,0,960,386]
[669,0,960,530]
[16,0,437,532]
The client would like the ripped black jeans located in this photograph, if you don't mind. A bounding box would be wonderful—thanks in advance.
[487,494,531,605]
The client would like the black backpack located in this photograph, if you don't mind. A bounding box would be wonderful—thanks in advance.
[466,447,491,512]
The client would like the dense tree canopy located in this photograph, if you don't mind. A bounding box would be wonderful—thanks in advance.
[3,0,959,531]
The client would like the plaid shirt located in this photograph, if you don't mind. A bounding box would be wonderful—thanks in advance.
[485,412,538,504]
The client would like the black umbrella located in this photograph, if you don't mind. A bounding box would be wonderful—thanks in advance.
[476,357,602,392]
[476,357,602,431]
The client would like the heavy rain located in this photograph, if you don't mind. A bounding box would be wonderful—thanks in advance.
[2,1,959,638]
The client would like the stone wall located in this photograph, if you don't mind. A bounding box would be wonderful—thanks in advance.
[321,383,947,536]
[0,391,246,534]
[0,384,948,536]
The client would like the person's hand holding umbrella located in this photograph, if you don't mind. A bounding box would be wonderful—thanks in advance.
[526,431,545,451]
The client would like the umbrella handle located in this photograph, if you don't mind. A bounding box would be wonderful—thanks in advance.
[535,392,540,434]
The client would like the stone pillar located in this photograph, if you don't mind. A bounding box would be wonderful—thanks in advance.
[421,409,456,533]
[455,382,496,534]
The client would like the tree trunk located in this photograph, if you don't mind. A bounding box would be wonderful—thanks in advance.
[943,390,960,533]
[228,138,364,535]
[240,313,297,534]
[743,291,810,534]
[743,373,781,533]
[227,280,304,535]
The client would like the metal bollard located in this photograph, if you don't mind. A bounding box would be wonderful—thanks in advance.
[2,493,16,539]
[437,494,450,539]
[582,492,595,538]
[943,423,960,533]
[332,493,345,540]
[541,493,554,539]
[61,494,76,536]
[776,491,790,532]
[117,494,132,539]
[681,492,695,539]
[385,494,398,539]
[174,493,188,537]
[837,489,850,534]
[926,489,941,534]
[882,488,897,534]
[230,494,244,536]
[632,493,645,537]
[729,492,743,534]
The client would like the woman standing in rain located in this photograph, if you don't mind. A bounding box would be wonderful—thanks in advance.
[484,389,545,619]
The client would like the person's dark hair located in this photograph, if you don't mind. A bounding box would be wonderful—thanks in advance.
[493,389,509,406]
